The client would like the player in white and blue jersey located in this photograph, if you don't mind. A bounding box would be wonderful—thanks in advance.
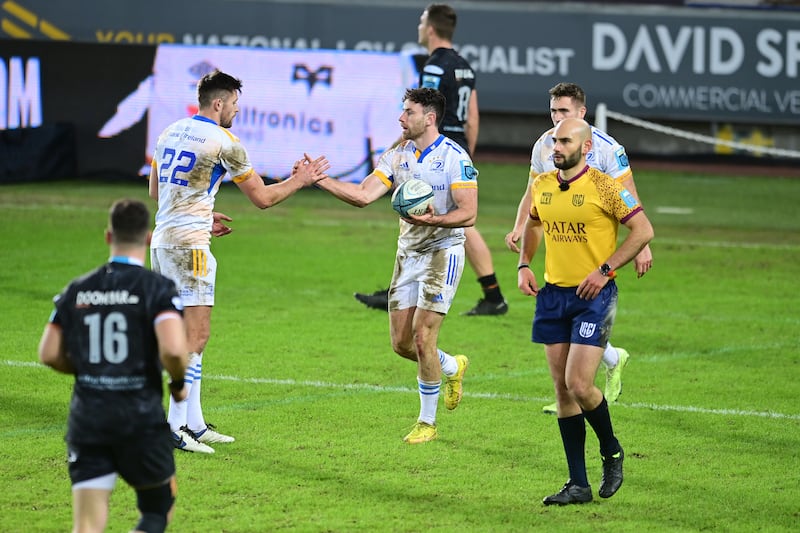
[355,4,508,317]
[316,87,477,444]
[148,69,329,453]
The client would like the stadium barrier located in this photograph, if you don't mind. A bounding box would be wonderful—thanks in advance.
[595,103,800,160]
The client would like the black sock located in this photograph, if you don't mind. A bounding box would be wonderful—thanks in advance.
[557,413,589,487]
[477,274,504,302]
[583,397,621,458]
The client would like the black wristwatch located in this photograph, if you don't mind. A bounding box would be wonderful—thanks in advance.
[599,263,615,277]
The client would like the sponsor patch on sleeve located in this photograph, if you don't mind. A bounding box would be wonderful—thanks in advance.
[615,146,630,169]
[421,74,442,90]
[461,162,478,181]
[620,188,638,208]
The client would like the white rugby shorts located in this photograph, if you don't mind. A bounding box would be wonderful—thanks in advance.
[388,244,465,314]
[150,247,216,307]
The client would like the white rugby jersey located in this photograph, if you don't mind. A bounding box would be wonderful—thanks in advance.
[144,45,405,183]
[373,135,478,255]
[530,125,632,181]
[151,115,255,248]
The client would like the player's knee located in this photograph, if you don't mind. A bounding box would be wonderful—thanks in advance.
[391,339,416,361]
[135,482,174,533]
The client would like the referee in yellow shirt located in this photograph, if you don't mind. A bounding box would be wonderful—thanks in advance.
[517,118,654,505]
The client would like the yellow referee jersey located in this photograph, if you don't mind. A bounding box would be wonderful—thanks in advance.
[531,166,642,287]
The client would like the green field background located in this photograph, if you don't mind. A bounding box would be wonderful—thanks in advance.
[1,162,798,532]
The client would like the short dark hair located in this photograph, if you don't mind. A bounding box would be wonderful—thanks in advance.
[197,69,243,109]
[405,87,445,128]
[109,199,150,245]
[549,82,587,106]
[426,4,457,41]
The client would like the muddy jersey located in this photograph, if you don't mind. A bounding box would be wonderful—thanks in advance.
[151,115,255,248]
[373,135,478,255]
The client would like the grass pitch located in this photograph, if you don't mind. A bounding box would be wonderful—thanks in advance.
[1,162,798,532]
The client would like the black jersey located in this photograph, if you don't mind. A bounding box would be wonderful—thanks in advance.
[419,47,477,154]
[49,260,182,444]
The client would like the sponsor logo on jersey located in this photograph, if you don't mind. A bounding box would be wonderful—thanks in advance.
[75,290,140,307]
[422,64,445,75]
[542,220,588,243]
[454,68,475,80]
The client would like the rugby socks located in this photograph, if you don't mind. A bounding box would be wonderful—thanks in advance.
[583,397,621,458]
[602,343,620,369]
[438,348,458,377]
[167,392,188,433]
[477,273,504,303]
[186,352,206,432]
[168,352,204,432]
[557,413,589,487]
[417,377,441,425]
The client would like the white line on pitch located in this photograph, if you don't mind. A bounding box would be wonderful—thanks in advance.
[6,360,798,421]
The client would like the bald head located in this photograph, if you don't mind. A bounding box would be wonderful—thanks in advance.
[551,118,592,172]
[553,117,591,143]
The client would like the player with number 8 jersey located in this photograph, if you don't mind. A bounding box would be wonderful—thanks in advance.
[149,69,329,453]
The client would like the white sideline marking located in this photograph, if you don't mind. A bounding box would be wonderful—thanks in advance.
[655,206,694,215]
[7,360,799,421]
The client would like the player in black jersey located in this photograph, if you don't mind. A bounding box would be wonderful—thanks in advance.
[39,199,189,533]
[355,3,508,316]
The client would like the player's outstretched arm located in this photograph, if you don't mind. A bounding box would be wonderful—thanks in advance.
[237,155,330,209]
[316,173,389,208]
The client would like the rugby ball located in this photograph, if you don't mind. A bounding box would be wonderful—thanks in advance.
[391,179,434,218]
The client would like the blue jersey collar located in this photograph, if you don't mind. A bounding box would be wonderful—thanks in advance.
[110,255,144,267]
[192,114,218,126]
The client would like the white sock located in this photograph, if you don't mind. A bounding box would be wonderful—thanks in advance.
[417,377,440,425]
[167,395,188,433]
[438,349,458,377]
[602,343,619,369]
[186,352,206,433]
